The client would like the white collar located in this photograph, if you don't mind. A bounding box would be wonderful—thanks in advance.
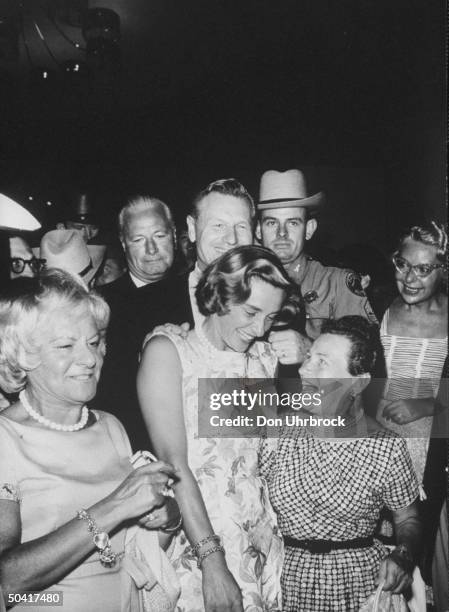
[129,272,149,288]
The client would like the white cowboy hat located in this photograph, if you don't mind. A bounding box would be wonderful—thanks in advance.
[258,169,325,210]
[35,229,106,286]
[0,193,41,231]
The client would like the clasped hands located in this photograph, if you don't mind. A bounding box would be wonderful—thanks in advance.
[145,323,311,366]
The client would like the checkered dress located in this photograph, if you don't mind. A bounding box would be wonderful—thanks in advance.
[259,430,419,611]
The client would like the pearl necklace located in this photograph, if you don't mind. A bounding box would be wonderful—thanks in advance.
[19,390,89,432]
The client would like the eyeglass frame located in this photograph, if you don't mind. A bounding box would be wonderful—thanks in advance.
[9,257,47,275]
[391,254,446,279]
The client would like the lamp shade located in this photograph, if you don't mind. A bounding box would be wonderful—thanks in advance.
[0,193,41,231]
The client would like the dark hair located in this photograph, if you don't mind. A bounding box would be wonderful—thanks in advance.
[196,245,294,317]
[321,316,377,375]
[397,221,448,264]
[190,178,255,219]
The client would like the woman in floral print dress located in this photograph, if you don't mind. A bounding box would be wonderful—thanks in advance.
[137,246,295,612]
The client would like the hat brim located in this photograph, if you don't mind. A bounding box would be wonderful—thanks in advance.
[33,244,106,285]
[85,245,107,285]
[257,191,325,211]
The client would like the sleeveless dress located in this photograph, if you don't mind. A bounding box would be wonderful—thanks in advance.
[0,410,178,612]
[377,308,447,484]
[154,327,283,612]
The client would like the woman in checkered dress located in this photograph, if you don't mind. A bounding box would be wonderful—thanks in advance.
[260,316,421,612]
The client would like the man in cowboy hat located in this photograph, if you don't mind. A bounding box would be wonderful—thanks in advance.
[257,169,377,348]
[95,195,191,450]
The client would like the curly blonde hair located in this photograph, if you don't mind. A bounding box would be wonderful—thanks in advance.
[0,268,110,393]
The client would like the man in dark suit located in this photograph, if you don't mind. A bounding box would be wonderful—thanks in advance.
[95,195,192,450]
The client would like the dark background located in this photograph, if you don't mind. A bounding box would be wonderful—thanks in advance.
[0,0,446,253]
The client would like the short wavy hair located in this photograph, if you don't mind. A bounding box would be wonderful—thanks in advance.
[190,178,255,220]
[321,316,378,375]
[0,268,110,393]
[397,221,448,264]
[195,245,296,319]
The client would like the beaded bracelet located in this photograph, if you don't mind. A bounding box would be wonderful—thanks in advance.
[76,509,119,568]
[196,544,225,569]
[191,534,221,556]
[162,512,183,534]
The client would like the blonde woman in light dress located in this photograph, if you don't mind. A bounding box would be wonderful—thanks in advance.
[0,270,181,612]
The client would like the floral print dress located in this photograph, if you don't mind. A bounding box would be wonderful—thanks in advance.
[154,327,283,612]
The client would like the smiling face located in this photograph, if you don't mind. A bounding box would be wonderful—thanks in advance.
[394,238,445,306]
[213,277,285,352]
[121,207,175,283]
[257,207,317,264]
[27,307,106,407]
[187,194,253,270]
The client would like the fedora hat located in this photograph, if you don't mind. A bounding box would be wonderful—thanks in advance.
[36,229,106,286]
[258,169,325,210]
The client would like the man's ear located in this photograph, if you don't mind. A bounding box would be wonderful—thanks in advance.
[353,372,371,395]
[305,218,317,241]
[186,215,196,243]
[255,221,262,244]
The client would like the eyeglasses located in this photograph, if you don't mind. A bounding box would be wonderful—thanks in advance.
[9,257,47,275]
[392,255,445,279]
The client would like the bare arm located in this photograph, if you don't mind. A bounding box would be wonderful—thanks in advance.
[377,501,421,593]
[0,462,173,603]
[137,335,243,612]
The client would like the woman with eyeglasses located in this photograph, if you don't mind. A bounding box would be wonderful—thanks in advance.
[377,221,447,486]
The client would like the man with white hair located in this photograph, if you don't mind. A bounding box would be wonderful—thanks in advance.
[96,195,191,450]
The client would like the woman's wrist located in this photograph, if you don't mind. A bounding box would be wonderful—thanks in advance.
[89,496,127,533]
[388,544,415,574]
[199,548,227,570]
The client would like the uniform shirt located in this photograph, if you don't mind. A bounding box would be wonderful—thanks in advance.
[285,255,377,339]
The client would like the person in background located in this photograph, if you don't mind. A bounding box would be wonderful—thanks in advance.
[0,269,181,612]
[96,196,191,451]
[175,225,196,275]
[138,245,294,612]
[56,192,100,244]
[257,169,377,349]
[376,221,447,487]
[260,316,421,612]
[9,236,45,280]
[95,242,126,287]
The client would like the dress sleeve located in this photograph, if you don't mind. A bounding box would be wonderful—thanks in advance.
[382,437,419,511]
[0,421,21,503]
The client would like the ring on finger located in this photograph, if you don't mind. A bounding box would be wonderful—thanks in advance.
[144,511,156,521]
